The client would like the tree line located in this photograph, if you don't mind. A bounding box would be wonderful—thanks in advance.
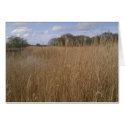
[6,32,118,48]
[48,32,118,46]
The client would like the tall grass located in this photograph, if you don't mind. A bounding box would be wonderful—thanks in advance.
[6,43,118,102]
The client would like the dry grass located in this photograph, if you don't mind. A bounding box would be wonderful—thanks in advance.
[6,43,118,102]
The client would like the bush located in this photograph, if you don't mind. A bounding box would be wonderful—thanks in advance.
[6,36,29,48]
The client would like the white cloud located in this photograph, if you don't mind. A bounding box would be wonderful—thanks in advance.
[52,26,65,31]
[11,27,32,34]
[16,34,20,37]
[43,30,49,34]
[77,23,97,31]
[10,26,33,43]
[11,23,31,37]
[23,33,29,38]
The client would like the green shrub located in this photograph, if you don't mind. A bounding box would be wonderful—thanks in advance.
[7,36,29,48]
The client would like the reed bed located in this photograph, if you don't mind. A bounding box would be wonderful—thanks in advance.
[6,43,118,102]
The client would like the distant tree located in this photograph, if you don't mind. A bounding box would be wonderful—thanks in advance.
[92,36,100,45]
[7,36,29,48]
[36,43,41,46]
[57,37,65,46]
[48,38,58,46]
[112,33,118,43]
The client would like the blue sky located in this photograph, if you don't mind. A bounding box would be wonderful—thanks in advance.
[6,22,118,45]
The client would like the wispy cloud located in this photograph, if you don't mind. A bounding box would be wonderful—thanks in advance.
[23,33,29,38]
[76,23,98,31]
[12,22,28,28]
[43,30,49,34]
[11,27,32,34]
[52,26,65,31]
[10,23,33,38]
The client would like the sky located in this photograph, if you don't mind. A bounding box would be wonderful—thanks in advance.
[6,22,118,45]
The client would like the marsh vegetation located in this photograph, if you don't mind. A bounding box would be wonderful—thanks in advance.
[6,41,118,102]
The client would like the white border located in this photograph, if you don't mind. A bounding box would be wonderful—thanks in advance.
[0,0,125,125]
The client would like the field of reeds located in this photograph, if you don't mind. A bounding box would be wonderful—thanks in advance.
[6,43,118,102]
